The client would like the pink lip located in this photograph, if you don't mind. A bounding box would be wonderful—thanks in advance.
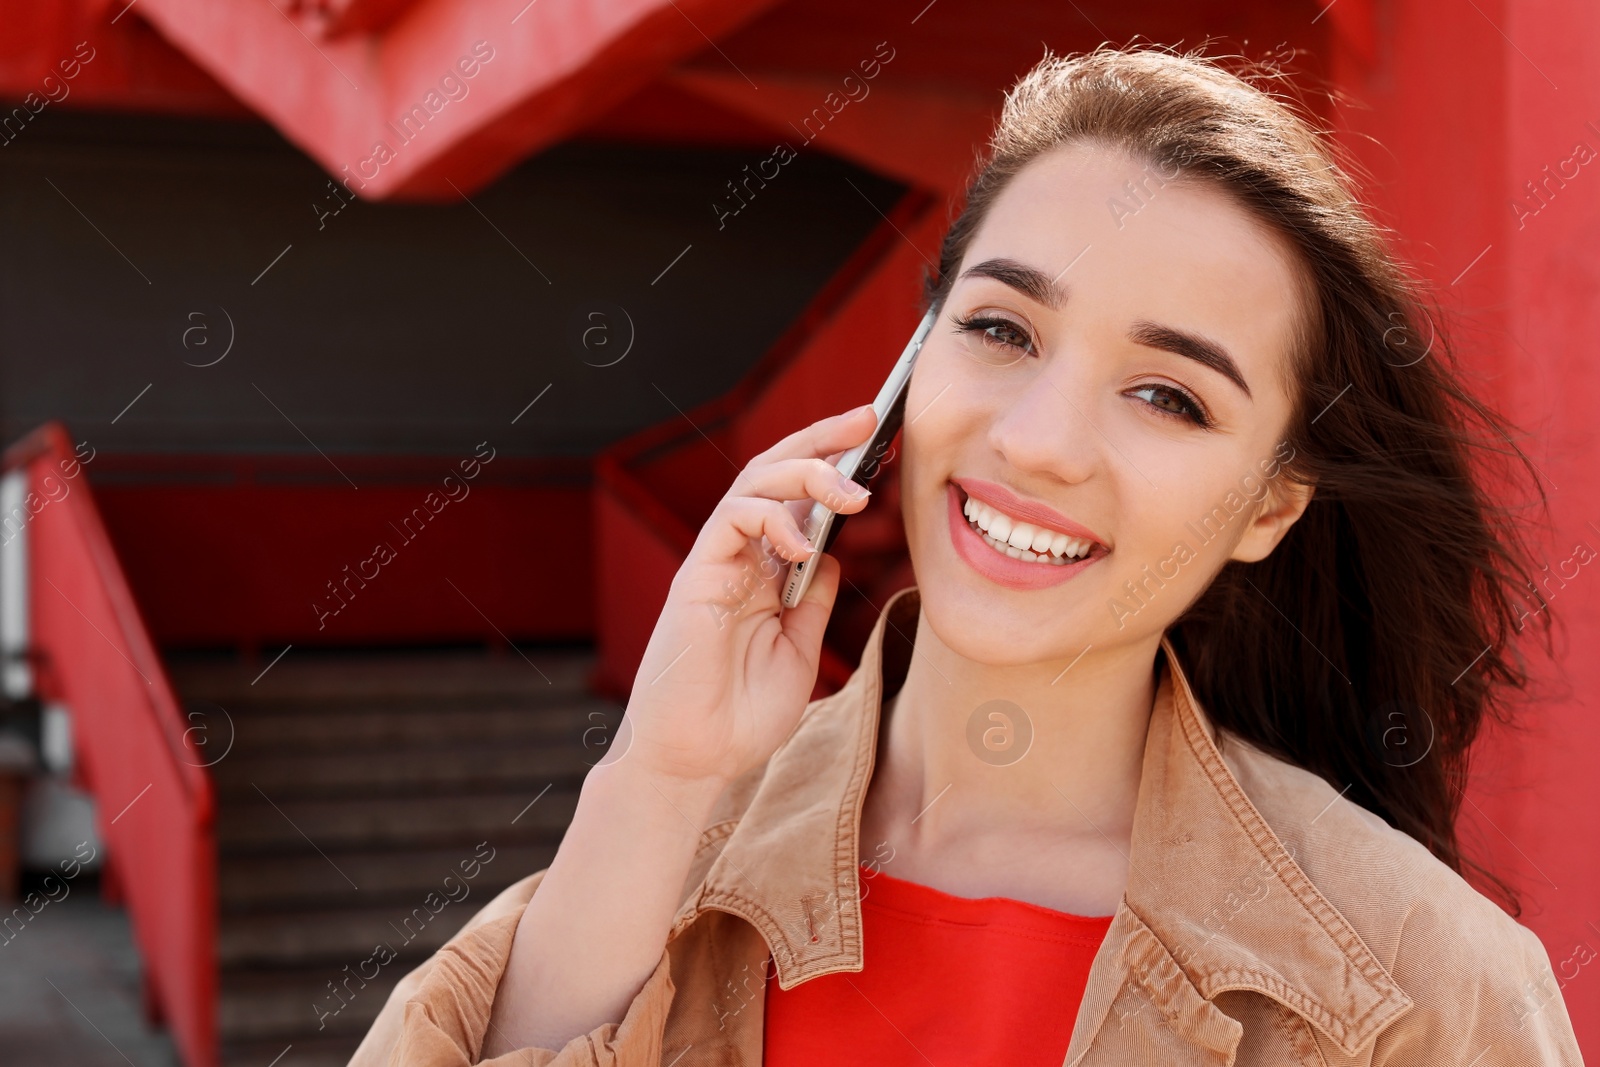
[951,476,1107,547]
[946,483,1103,591]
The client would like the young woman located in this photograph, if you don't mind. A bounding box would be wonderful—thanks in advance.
[352,48,1583,1065]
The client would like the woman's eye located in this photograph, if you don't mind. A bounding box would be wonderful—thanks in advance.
[1130,383,1211,427]
[952,313,1035,365]
[948,315,1211,427]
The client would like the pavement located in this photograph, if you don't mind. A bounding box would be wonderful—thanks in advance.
[0,872,182,1067]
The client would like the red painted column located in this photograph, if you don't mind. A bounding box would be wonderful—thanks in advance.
[1497,0,1600,1049]
[1335,0,1600,1052]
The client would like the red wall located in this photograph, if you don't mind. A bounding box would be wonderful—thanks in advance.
[1334,0,1600,1047]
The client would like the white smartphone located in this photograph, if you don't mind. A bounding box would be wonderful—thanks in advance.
[780,307,938,609]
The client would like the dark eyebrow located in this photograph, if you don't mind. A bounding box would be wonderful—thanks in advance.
[956,257,1066,311]
[1128,321,1252,399]
[957,258,1252,399]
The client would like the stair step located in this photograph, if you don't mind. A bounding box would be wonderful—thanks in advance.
[222,1034,372,1067]
[168,648,597,703]
[218,787,579,853]
[221,964,396,1043]
[220,894,489,969]
[203,696,624,750]
[220,842,554,911]
[212,741,603,800]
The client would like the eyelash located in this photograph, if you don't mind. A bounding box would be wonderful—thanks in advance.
[951,312,1214,429]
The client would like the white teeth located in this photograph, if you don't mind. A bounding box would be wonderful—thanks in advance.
[961,489,1098,567]
[988,511,1013,543]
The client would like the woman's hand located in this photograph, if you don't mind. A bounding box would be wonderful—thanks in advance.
[616,403,880,790]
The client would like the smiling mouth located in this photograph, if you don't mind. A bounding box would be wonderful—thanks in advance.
[957,487,1103,567]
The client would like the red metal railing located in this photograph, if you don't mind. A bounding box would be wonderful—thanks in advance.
[5,422,216,1067]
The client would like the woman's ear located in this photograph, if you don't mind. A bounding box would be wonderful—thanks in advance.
[1230,475,1315,563]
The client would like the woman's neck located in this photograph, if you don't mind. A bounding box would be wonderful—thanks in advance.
[858,606,1162,914]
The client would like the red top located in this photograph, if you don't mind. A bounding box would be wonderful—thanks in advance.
[763,863,1114,1065]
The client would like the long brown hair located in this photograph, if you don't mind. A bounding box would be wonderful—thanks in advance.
[923,47,1551,914]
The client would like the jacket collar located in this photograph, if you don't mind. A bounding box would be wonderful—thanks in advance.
[693,585,1411,1056]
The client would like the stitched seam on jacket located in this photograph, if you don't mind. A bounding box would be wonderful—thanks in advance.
[694,891,859,975]
[1126,926,1195,1029]
[1122,914,1243,1057]
[1165,654,1407,1049]
[828,636,879,969]
[1202,972,1360,1045]
[699,820,740,850]
[669,820,745,937]
[1272,1003,1331,1067]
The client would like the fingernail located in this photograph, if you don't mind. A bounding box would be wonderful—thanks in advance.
[839,479,870,499]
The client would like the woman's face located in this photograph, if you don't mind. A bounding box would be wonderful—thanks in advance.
[901,141,1312,666]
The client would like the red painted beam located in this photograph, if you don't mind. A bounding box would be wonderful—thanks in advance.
[0,2,250,123]
[310,0,419,37]
[666,63,997,195]
[125,0,787,200]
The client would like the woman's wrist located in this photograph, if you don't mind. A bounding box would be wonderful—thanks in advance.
[579,758,730,839]
[483,759,729,1055]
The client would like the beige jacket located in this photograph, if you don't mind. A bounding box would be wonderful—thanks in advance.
[351,586,1584,1066]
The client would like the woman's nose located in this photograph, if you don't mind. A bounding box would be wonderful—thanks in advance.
[985,364,1103,485]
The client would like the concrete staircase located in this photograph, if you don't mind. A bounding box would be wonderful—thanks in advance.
[167,649,623,1067]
